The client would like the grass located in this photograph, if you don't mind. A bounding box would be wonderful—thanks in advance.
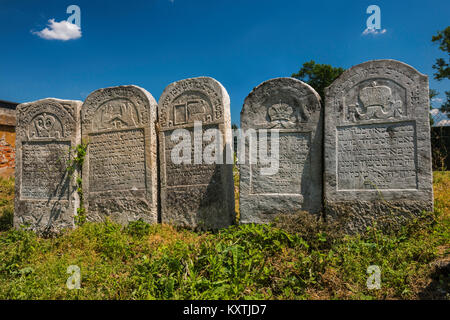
[0,172,448,300]
[0,177,14,232]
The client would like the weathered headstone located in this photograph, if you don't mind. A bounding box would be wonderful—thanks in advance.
[240,78,323,223]
[14,98,82,234]
[81,86,158,224]
[158,77,235,229]
[324,59,434,232]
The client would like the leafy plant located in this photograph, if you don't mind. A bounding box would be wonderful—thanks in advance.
[66,140,88,226]
[0,172,448,300]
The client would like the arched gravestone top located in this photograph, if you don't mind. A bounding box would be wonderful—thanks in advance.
[81,85,158,225]
[240,77,323,224]
[14,98,82,234]
[324,59,433,233]
[158,76,230,129]
[158,77,235,230]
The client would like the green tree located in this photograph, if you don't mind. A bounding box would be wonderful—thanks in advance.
[429,89,439,126]
[291,60,345,101]
[431,26,450,116]
[440,91,450,115]
[432,26,450,80]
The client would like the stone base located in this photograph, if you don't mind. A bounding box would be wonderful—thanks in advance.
[325,200,434,234]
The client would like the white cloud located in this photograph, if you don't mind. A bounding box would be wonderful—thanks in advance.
[430,108,450,126]
[362,28,387,36]
[430,108,440,116]
[432,97,444,104]
[33,19,81,41]
[436,119,450,126]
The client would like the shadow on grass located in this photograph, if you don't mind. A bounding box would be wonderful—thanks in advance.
[418,258,450,299]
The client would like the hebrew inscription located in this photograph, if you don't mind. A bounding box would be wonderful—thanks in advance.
[14,98,81,234]
[158,77,235,229]
[21,141,70,199]
[337,122,417,190]
[250,132,310,195]
[89,129,146,192]
[240,78,323,224]
[164,126,221,188]
[81,86,158,224]
[324,59,434,233]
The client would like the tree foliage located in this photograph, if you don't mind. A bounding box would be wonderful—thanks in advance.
[432,26,450,81]
[431,26,450,116]
[429,89,439,126]
[291,60,345,102]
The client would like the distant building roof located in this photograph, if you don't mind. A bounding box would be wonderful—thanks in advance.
[0,100,19,110]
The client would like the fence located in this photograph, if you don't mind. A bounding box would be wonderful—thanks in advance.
[431,126,450,170]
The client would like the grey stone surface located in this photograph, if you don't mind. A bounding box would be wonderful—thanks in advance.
[324,59,434,233]
[158,77,235,229]
[240,78,323,223]
[81,85,158,224]
[14,98,82,234]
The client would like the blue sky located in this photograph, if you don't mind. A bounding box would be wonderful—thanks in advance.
[0,0,449,125]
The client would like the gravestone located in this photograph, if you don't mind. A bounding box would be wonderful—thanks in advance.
[14,98,82,234]
[240,78,323,223]
[81,85,158,224]
[158,77,235,229]
[324,59,434,232]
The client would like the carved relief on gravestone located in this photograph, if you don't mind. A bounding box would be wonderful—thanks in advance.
[324,59,434,233]
[158,77,235,229]
[239,78,323,224]
[14,98,82,234]
[81,86,158,224]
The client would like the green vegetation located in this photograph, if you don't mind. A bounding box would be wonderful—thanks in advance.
[66,140,88,225]
[0,177,14,232]
[233,152,240,222]
[291,60,345,101]
[0,172,448,299]
[431,26,450,116]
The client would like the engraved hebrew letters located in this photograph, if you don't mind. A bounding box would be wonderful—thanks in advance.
[14,99,82,234]
[240,78,323,224]
[81,86,158,225]
[324,60,433,233]
[158,77,235,230]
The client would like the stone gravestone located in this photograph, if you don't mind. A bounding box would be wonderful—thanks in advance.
[81,86,158,224]
[14,98,82,234]
[324,59,434,232]
[240,78,323,223]
[158,77,235,229]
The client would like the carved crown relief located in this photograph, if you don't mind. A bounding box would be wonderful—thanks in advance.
[29,112,63,139]
[345,80,406,123]
[267,103,295,128]
[244,81,319,129]
[268,103,293,122]
[92,98,139,132]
